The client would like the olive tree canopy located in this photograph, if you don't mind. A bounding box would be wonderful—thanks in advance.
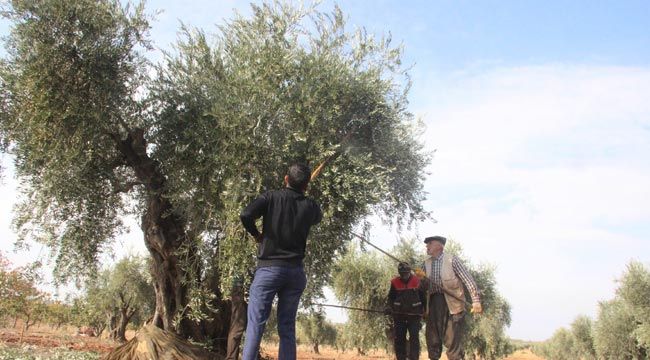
[0,0,430,345]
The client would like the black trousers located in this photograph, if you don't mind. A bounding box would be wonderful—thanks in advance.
[425,293,466,360]
[393,317,421,360]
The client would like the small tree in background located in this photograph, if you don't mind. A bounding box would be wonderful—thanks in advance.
[100,256,154,342]
[617,261,650,350]
[0,252,15,326]
[107,256,154,342]
[70,292,108,337]
[297,310,337,354]
[570,315,596,360]
[534,328,577,360]
[71,256,154,342]
[45,300,73,330]
[331,244,392,354]
[0,255,47,340]
[593,299,644,360]
[1,256,77,334]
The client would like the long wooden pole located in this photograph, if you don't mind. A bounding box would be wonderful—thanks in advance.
[316,303,422,317]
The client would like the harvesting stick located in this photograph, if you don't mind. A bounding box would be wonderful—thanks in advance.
[310,133,354,181]
[350,232,472,309]
[317,303,422,317]
[351,232,405,264]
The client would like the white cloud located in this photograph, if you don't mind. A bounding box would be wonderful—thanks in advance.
[410,64,650,340]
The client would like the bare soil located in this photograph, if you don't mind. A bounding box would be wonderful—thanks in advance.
[0,324,116,354]
[261,344,545,360]
[1,324,544,360]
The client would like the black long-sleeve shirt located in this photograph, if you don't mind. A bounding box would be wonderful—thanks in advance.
[240,187,322,267]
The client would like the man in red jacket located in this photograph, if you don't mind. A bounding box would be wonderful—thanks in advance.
[386,262,427,360]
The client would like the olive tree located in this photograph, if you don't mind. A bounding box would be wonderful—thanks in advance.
[331,244,392,354]
[69,256,153,342]
[536,262,650,360]
[571,315,596,360]
[534,328,578,360]
[44,300,72,329]
[0,0,429,349]
[102,256,154,342]
[297,310,337,354]
[533,315,596,360]
[593,299,645,360]
[617,261,650,350]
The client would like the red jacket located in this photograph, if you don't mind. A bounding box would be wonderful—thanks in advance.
[388,275,425,318]
[391,275,420,290]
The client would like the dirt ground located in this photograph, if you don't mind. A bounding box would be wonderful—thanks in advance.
[0,324,544,360]
[262,344,545,360]
[0,324,116,354]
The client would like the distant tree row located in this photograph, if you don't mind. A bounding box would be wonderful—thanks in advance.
[533,261,650,360]
[0,252,153,343]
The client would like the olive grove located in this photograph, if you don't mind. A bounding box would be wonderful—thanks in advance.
[534,261,650,360]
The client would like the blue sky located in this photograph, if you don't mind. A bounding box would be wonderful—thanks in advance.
[1,0,649,341]
[334,1,650,70]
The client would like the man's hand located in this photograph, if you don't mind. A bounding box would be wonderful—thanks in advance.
[471,302,483,314]
[414,268,427,279]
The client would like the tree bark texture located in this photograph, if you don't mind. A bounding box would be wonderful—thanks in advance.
[115,129,188,334]
[114,129,229,345]
[110,307,135,342]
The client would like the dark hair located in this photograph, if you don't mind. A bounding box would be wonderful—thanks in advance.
[398,262,411,274]
[287,163,311,190]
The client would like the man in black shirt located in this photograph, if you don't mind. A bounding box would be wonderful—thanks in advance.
[240,163,322,360]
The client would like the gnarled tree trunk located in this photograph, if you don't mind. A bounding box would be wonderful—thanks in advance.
[142,197,188,332]
[110,307,136,343]
[116,129,190,334]
[114,129,229,347]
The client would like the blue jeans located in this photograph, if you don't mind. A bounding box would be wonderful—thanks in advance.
[241,265,307,360]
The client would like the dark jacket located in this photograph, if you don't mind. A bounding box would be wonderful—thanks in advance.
[240,187,322,267]
[387,275,426,320]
